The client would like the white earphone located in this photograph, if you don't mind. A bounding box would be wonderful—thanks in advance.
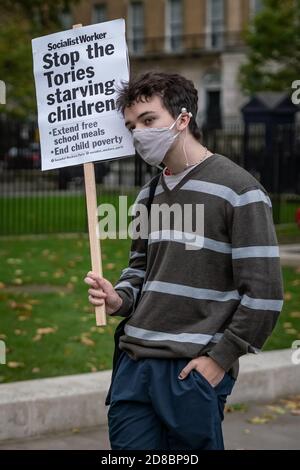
[181,107,193,118]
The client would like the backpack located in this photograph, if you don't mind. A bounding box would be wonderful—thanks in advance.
[105,172,161,406]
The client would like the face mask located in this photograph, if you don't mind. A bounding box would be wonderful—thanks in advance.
[132,112,184,167]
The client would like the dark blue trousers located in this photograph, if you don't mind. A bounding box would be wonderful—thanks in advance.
[107,351,236,450]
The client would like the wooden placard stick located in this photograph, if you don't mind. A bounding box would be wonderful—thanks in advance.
[73,23,106,326]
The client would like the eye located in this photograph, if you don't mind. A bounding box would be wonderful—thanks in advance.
[144,117,154,125]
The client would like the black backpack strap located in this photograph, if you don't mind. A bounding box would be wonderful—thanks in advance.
[105,172,162,406]
[145,172,161,216]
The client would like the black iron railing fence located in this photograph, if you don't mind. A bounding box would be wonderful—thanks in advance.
[0,118,300,235]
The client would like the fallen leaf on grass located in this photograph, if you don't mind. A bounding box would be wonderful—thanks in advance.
[53,270,64,279]
[0,282,6,289]
[90,326,105,334]
[80,333,95,347]
[80,337,95,347]
[7,361,24,369]
[66,282,75,290]
[8,301,32,311]
[284,292,292,301]
[86,362,98,372]
[32,368,40,373]
[39,272,48,278]
[27,299,40,305]
[290,312,300,318]
[286,328,298,335]
[37,327,57,335]
[14,329,27,336]
[7,258,22,265]
[106,263,115,270]
[18,313,32,321]
[32,327,57,342]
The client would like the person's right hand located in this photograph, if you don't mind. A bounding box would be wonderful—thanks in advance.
[84,271,123,316]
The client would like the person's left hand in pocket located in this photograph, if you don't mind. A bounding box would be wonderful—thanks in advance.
[178,356,225,387]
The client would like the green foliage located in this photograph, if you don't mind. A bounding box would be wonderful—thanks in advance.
[239,0,300,93]
[0,0,79,117]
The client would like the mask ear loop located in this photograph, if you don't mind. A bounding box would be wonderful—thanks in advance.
[181,111,193,167]
[183,127,189,167]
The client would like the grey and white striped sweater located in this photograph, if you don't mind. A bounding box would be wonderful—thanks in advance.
[112,153,284,379]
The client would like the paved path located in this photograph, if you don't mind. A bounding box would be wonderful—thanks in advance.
[279,243,300,266]
[0,398,299,450]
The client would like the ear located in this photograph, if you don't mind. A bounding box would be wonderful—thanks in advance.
[176,113,191,131]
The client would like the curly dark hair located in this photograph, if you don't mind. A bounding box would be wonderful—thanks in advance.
[116,71,202,141]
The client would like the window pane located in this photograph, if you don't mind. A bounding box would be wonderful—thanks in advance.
[169,0,182,51]
[210,0,224,48]
[93,4,107,23]
[130,2,144,53]
[254,0,262,13]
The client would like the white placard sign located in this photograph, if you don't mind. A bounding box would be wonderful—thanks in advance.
[32,19,135,171]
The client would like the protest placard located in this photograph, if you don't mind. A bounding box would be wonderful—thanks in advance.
[32,19,134,170]
[32,20,134,325]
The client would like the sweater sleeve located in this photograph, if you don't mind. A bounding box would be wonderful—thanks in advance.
[207,186,284,371]
[110,185,150,317]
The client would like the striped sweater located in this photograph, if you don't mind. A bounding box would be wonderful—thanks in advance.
[111,153,284,379]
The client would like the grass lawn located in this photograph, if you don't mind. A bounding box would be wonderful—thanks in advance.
[0,234,299,384]
[0,191,136,235]
[0,235,131,383]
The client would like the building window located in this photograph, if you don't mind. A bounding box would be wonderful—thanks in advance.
[128,2,144,54]
[206,0,224,49]
[166,0,183,52]
[59,8,73,29]
[92,3,107,24]
[251,0,263,16]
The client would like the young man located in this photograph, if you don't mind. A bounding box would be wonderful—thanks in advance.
[84,72,284,450]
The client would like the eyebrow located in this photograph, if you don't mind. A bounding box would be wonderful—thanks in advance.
[125,111,156,128]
